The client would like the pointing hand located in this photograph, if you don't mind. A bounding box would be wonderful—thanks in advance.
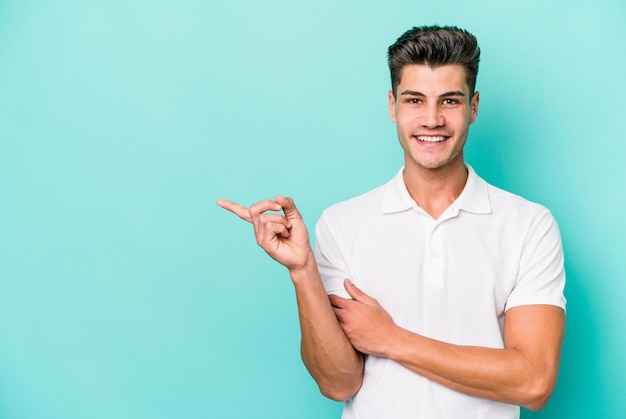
[217,196,313,271]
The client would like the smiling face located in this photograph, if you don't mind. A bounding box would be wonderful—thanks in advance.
[388,64,479,176]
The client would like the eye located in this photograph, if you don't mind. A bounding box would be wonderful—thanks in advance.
[407,98,422,104]
[443,98,458,105]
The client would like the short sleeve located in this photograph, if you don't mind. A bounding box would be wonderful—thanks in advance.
[505,209,567,312]
[313,211,351,298]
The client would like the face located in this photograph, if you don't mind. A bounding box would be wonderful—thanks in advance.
[388,64,479,175]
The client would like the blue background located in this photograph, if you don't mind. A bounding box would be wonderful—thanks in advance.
[1,0,624,417]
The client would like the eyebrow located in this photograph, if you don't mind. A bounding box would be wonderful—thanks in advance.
[400,89,466,97]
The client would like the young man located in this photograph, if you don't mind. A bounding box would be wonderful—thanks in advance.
[218,25,566,418]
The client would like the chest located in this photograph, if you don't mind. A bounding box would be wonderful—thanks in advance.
[341,211,523,340]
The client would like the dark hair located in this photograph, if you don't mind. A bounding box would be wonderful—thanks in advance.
[387,25,480,96]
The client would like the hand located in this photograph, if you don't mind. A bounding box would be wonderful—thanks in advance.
[329,279,399,357]
[216,195,312,271]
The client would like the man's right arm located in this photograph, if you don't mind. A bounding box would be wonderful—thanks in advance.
[290,254,364,401]
[217,196,363,401]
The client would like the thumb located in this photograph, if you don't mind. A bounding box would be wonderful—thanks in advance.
[344,279,375,304]
[277,195,303,221]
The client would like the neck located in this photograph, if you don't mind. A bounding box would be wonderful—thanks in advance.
[402,161,468,219]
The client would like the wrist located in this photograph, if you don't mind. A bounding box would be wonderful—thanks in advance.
[383,326,417,362]
[288,250,318,282]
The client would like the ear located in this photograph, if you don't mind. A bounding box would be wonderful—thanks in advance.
[388,90,397,123]
[469,91,480,124]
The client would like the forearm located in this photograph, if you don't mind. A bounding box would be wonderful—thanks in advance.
[383,308,564,410]
[387,333,539,407]
[290,256,364,401]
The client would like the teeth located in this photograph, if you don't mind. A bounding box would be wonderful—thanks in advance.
[417,136,447,143]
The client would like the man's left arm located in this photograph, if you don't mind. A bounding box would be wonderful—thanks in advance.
[330,281,565,410]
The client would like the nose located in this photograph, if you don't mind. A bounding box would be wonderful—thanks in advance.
[420,103,444,128]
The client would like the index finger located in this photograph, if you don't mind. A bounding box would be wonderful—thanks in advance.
[328,294,350,308]
[216,199,252,223]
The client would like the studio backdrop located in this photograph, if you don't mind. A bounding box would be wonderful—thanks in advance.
[0,0,624,418]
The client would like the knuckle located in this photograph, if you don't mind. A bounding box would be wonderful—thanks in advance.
[249,199,270,212]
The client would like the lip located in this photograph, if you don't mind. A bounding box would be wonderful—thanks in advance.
[413,135,450,143]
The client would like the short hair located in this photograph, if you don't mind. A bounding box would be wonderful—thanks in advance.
[387,25,480,96]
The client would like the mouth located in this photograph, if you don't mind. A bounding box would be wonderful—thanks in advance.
[414,135,449,143]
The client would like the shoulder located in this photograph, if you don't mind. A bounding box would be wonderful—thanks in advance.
[323,184,386,219]
[316,185,386,239]
[481,181,560,242]
[315,176,395,241]
[463,167,560,238]
[321,167,408,223]
[461,166,556,225]
[481,177,552,219]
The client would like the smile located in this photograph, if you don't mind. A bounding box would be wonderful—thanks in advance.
[415,135,448,143]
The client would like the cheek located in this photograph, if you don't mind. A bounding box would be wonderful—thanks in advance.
[450,111,473,129]
[459,108,474,125]
[396,111,415,128]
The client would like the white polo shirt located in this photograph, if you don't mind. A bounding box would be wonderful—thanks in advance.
[314,166,566,419]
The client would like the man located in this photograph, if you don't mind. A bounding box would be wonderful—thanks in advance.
[217,25,566,418]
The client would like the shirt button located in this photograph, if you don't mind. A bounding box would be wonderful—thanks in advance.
[432,249,440,257]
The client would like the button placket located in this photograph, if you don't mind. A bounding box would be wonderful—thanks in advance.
[429,222,445,282]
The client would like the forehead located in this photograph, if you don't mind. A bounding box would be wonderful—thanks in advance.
[397,64,470,95]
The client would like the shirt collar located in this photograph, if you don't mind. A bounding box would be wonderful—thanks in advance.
[455,165,492,214]
[382,165,492,215]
